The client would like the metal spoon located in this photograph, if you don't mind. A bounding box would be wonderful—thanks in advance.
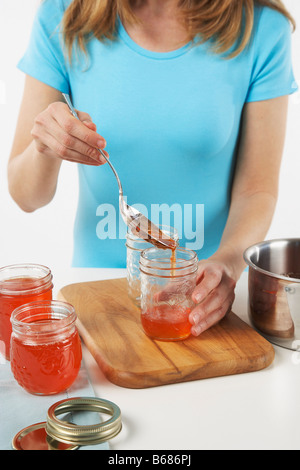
[62,93,177,250]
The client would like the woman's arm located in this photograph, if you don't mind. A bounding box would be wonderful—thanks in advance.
[8,75,107,213]
[190,95,289,335]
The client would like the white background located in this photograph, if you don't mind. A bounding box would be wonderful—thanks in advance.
[0,0,299,271]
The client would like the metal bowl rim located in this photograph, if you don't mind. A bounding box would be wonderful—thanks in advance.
[243,238,300,283]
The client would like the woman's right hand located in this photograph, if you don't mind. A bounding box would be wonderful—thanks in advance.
[31,101,108,166]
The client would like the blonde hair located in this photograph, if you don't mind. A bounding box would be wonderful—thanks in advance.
[62,0,295,60]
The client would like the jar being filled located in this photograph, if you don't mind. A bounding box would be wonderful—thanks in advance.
[126,226,178,306]
[0,264,53,360]
[139,247,198,341]
[10,300,82,395]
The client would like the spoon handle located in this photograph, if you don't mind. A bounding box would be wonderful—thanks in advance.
[62,93,123,196]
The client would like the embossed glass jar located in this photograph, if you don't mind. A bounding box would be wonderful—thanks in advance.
[0,264,53,360]
[126,226,178,306]
[139,247,198,341]
[10,300,82,395]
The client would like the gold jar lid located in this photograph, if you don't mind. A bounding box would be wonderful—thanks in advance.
[12,422,78,450]
[12,397,122,450]
[46,397,122,446]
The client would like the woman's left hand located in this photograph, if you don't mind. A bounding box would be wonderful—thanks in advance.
[189,259,237,336]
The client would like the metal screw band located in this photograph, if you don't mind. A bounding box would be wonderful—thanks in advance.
[46,397,122,446]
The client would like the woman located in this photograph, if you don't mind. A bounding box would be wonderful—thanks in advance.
[8,0,297,336]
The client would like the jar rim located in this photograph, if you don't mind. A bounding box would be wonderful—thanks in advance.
[0,264,53,295]
[11,300,76,336]
[139,247,198,278]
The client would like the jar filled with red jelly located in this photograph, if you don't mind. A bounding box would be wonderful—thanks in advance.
[10,300,82,395]
[139,247,198,341]
[0,264,53,360]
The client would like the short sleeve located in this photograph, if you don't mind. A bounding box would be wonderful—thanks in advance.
[17,0,70,93]
[246,7,298,102]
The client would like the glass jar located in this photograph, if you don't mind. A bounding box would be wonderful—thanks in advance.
[10,300,82,395]
[139,247,198,341]
[0,264,53,360]
[126,226,178,306]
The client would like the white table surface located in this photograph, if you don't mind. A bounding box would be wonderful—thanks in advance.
[51,267,300,451]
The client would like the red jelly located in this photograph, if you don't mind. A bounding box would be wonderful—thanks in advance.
[141,305,192,341]
[0,264,53,360]
[10,300,82,395]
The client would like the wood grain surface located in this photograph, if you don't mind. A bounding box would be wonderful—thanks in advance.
[58,278,275,389]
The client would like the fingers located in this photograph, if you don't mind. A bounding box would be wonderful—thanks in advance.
[192,265,223,303]
[52,103,105,148]
[83,121,97,132]
[76,110,96,126]
[191,280,232,321]
[77,110,98,132]
[190,290,235,336]
[155,262,236,336]
[32,102,108,166]
[34,132,96,166]
[34,120,102,165]
[190,262,236,336]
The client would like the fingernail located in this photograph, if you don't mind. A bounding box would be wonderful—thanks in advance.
[92,149,100,159]
[192,325,201,336]
[192,313,199,325]
[97,139,106,149]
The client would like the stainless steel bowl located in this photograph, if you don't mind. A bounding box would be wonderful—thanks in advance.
[244,239,300,351]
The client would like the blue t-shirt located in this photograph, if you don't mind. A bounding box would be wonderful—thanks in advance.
[18,0,297,267]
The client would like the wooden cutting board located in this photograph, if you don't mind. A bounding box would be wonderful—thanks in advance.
[58,278,275,389]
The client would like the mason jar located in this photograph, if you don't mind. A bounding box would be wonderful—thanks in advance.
[0,264,53,360]
[139,247,198,341]
[10,300,82,395]
[126,226,178,306]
